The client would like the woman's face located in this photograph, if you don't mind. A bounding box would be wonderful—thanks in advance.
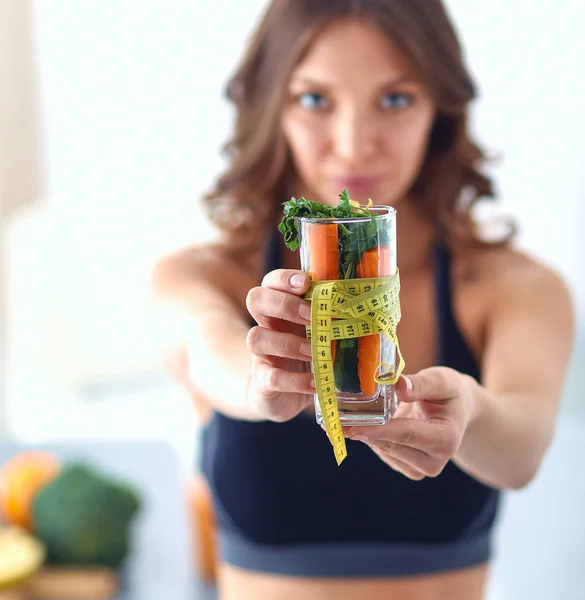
[282,18,436,206]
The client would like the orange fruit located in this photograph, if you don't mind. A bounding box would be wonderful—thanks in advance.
[0,453,60,531]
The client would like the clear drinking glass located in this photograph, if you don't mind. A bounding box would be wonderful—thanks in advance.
[298,207,398,426]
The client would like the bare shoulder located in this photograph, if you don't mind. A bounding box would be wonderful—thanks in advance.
[453,244,575,328]
[151,238,266,313]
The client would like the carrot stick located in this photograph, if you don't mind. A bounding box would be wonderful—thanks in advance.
[356,246,390,396]
[306,223,339,281]
[305,223,339,361]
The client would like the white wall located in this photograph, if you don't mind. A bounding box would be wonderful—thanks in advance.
[0,0,44,435]
[31,0,269,251]
[445,0,585,318]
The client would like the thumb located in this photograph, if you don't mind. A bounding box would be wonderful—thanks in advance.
[395,374,417,403]
[395,367,459,403]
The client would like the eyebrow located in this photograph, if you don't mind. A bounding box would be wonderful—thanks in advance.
[289,74,416,88]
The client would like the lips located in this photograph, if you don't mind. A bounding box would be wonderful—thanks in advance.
[330,175,381,196]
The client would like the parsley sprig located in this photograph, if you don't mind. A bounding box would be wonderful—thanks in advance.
[278,188,370,252]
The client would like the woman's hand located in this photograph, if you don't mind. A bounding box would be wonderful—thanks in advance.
[245,268,316,422]
[345,367,478,480]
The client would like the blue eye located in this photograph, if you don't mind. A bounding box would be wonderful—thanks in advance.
[380,93,413,110]
[298,92,328,110]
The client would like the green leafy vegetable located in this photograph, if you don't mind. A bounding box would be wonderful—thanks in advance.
[338,218,390,280]
[278,188,370,252]
[32,463,141,568]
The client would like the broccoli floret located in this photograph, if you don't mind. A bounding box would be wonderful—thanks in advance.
[32,463,141,568]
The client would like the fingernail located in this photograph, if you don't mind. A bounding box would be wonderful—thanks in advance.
[403,376,413,392]
[291,274,307,288]
[310,376,316,389]
[351,435,369,443]
[300,342,312,357]
[298,301,311,321]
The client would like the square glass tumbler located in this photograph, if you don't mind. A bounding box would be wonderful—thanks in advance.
[298,207,399,426]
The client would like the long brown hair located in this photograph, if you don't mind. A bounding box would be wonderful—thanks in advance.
[203,0,513,249]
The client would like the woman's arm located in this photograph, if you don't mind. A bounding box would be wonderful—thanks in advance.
[453,260,575,488]
[346,255,575,490]
[151,244,263,422]
[151,244,316,423]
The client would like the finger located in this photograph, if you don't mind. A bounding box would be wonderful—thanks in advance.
[367,440,446,478]
[253,361,316,395]
[247,326,312,362]
[348,436,427,480]
[250,372,313,423]
[347,419,459,459]
[246,286,311,326]
[369,450,426,481]
[254,354,307,371]
[396,367,460,403]
[261,269,311,295]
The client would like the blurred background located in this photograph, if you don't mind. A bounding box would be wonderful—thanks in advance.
[0,0,583,598]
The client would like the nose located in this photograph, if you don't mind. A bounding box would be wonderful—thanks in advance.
[331,108,378,165]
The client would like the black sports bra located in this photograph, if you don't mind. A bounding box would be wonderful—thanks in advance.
[200,234,499,558]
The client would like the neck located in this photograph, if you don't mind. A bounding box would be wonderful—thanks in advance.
[395,201,436,276]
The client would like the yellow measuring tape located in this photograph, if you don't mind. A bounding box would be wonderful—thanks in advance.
[305,271,405,465]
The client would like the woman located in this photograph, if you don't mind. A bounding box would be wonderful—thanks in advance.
[152,1,575,598]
